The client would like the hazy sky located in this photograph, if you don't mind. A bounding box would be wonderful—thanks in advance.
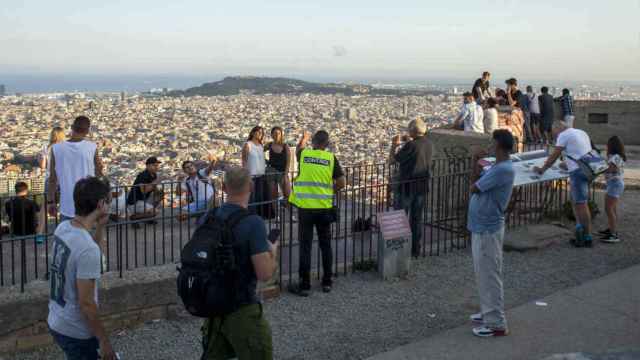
[1,0,639,81]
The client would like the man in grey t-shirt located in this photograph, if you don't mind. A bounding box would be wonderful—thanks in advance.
[48,177,117,360]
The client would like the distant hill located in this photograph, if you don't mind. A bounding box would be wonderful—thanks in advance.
[170,76,443,97]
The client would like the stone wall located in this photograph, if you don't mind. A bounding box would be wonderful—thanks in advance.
[427,128,492,158]
[555,101,640,145]
[0,265,279,356]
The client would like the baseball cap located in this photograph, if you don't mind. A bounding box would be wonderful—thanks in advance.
[145,156,162,165]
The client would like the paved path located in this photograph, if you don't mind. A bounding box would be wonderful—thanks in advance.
[368,265,640,360]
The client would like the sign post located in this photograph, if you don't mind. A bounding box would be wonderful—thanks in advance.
[377,210,412,280]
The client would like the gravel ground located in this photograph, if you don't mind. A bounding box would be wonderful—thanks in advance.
[12,189,640,360]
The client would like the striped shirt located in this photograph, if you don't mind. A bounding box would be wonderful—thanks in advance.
[560,95,574,116]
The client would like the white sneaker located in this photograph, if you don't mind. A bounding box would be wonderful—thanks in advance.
[469,313,483,324]
[472,326,508,337]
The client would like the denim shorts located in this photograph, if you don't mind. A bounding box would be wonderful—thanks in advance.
[50,328,99,360]
[569,170,590,204]
[606,179,625,198]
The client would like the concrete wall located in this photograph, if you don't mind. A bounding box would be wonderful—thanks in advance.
[556,101,640,145]
[0,265,278,356]
[427,128,492,158]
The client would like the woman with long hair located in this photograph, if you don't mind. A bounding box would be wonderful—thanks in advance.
[242,126,266,176]
[483,98,499,135]
[40,127,65,176]
[242,126,274,218]
[265,126,291,200]
[599,136,626,243]
[37,126,65,240]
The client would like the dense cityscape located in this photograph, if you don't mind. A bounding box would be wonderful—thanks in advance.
[1,79,639,190]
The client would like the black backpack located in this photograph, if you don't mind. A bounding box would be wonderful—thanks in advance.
[177,207,249,318]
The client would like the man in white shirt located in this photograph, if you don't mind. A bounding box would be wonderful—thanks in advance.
[454,92,484,133]
[176,154,218,220]
[534,121,594,247]
[48,116,104,221]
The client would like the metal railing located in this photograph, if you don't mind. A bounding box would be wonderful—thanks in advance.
[0,150,595,293]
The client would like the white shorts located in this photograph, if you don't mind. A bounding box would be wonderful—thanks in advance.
[127,200,156,214]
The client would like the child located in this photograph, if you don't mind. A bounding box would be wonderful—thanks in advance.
[599,136,626,243]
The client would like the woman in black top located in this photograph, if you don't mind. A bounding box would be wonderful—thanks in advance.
[265,126,291,199]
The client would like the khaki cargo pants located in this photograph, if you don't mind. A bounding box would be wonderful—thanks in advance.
[201,304,273,360]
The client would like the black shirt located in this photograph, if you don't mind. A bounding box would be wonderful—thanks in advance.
[472,78,489,100]
[394,136,434,193]
[127,170,157,205]
[296,147,344,179]
[213,203,270,305]
[266,143,288,172]
[539,93,555,120]
[5,196,40,236]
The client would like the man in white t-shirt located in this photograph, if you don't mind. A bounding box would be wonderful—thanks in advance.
[48,116,104,221]
[48,177,117,360]
[176,154,218,220]
[534,121,594,247]
[454,92,484,133]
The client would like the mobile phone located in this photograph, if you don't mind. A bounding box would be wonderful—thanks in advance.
[268,229,281,244]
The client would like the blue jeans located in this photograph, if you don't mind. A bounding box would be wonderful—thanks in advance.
[569,170,589,205]
[606,178,624,198]
[50,328,99,360]
[395,192,426,256]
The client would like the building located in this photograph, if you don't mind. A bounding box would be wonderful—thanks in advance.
[565,100,640,145]
[120,91,126,102]
[0,84,5,97]
[346,107,357,120]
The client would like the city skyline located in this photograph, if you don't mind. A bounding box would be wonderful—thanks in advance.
[2,0,640,84]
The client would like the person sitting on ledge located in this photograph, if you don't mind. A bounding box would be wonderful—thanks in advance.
[126,156,163,224]
[5,181,41,242]
[176,153,219,221]
[453,92,484,133]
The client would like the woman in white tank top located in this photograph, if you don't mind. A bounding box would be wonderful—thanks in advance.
[242,126,266,176]
[242,126,275,218]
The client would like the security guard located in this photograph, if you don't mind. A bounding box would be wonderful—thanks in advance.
[289,130,346,296]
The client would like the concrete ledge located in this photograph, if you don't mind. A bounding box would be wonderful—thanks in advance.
[0,264,279,355]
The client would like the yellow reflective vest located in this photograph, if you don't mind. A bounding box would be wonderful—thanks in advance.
[289,148,335,209]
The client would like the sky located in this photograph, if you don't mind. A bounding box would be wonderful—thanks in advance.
[1,0,640,84]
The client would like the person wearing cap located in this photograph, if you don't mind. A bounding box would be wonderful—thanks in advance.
[126,156,162,221]
[389,118,434,257]
[48,115,104,221]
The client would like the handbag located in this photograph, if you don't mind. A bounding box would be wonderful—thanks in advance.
[566,150,608,182]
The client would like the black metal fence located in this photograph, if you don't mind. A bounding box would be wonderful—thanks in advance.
[0,153,595,293]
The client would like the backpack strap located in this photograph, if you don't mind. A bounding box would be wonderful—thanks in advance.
[224,207,251,230]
